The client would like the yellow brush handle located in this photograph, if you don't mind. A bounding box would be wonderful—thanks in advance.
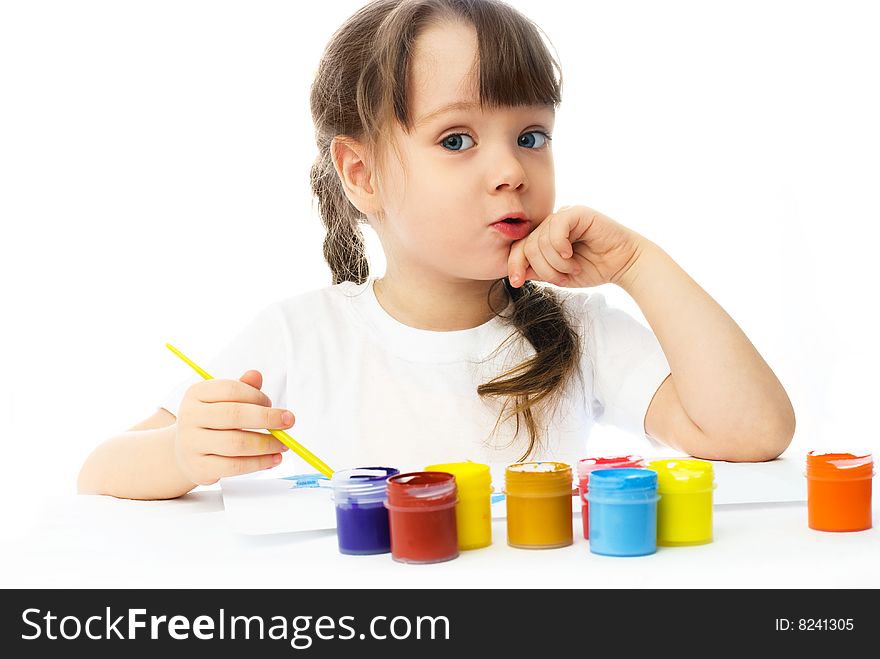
[165,343,334,478]
[266,428,334,479]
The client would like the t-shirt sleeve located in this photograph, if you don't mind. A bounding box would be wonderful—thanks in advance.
[158,304,289,418]
[579,292,671,440]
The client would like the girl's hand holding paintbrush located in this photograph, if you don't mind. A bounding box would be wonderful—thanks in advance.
[175,369,295,486]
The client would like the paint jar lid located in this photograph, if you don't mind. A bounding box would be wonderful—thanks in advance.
[806,452,874,481]
[647,458,715,493]
[586,468,658,503]
[504,461,572,498]
[577,455,645,481]
[386,471,458,511]
[424,461,491,498]
[331,467,399,505]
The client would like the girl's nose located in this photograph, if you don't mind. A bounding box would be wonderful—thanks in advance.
[490,152,528,192]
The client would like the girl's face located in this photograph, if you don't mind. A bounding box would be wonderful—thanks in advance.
[372,20,556,284]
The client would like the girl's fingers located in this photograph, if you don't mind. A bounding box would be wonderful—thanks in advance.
[200,453,283,479]
[507,239,531,287]
[201,401,295,431]
[195,428,289,457]
[523,235,567,285]
[538,221,580,275]
[508,215,581,287]
[548,212,581,268]
[194,378,272,407]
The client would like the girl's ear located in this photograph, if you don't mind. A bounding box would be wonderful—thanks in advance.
[330,136,381,215]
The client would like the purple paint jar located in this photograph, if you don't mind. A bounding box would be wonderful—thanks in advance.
[330,467,399,555]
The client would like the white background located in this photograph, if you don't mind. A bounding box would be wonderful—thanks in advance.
[2,0,879,542]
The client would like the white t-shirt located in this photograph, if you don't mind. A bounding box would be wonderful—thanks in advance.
[159,277,671,473]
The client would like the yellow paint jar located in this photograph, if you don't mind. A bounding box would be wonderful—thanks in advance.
[647,458,715,546]
[424,461,492,550]
[504,462,573,549]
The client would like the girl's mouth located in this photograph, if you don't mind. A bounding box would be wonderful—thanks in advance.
[490,218,532,240]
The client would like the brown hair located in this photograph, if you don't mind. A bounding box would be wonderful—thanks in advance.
[309,0,580,460]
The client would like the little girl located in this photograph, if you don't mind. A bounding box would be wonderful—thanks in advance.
[78,0,795,500]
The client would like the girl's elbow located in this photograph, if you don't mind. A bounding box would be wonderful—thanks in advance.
[700,409,796,463]
[77,469,98,495]
[770,403,797,457]
[77,448,110,495]
[741,409,797,462]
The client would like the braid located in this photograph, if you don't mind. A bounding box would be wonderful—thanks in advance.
[310,141,370,285]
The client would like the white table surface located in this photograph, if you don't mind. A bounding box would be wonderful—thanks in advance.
[3,487,877,589]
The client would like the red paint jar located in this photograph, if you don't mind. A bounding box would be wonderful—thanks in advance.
[385,472,459,564]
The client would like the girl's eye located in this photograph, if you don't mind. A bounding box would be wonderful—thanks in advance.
[519,131,552,149]
[440,133,475,151]
[440,131,553,152]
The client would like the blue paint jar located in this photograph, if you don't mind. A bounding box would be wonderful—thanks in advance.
[330,467,399,555]
[587,468,659,557]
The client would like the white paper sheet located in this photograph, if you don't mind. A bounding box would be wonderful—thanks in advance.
[220,457,808,535]
[220,467,510,536]
[711,456,807,505]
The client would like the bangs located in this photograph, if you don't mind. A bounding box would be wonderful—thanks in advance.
[470,5,562,111]
[380,1,563,132]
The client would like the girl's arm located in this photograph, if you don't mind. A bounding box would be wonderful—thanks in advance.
[79,372,292,500]
[619,240,795,461]
[77,409,199,500]
[507,205,796,462]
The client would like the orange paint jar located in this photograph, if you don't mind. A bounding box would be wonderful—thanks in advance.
[504,462,573,549]
[806,451,874,532]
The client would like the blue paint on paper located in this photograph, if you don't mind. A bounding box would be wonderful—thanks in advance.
[283,473,331,489]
